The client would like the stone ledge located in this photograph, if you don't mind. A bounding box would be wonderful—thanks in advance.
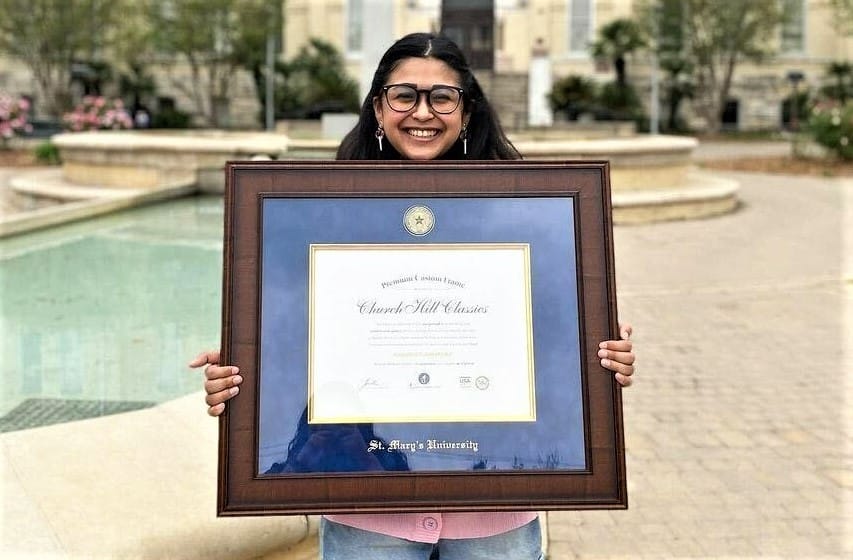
[53,130,290,155]
[10,168,150,199]
[1,168,196,238]
[515,135,698,157]
[612,170,740,225]
[612,171,739,205]
[54,131,292,190]
[1,392,318,559]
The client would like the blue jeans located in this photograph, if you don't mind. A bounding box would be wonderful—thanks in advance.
[319,517,544,560]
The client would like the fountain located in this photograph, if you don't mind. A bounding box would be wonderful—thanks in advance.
[1,127,738,237]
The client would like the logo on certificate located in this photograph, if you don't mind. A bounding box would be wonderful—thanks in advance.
[475,376,490,390]
[403,205,435,236]
[418,372,431,385]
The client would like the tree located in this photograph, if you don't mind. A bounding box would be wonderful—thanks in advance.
[0,0,120,118]
[828,0,853,35]
[110,1,159,115]
[591,19,647,88]
[823,61,852,103]
[274,39,360,119]
[637,0,694,132]
[147,0,277,127]
[589,19,646,122]
[227,1,282,127]
[680,0,783,133]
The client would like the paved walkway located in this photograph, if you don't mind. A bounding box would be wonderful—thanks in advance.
[691,139,792,161]
[546,168,852,558]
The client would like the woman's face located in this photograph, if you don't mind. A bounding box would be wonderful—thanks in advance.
[373,57,468,160]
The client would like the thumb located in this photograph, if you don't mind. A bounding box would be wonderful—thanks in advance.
[188,350,220,368]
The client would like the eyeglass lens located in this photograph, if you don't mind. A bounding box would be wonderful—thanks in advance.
[385,85,461,114]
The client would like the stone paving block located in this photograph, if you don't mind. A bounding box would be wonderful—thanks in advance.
[699,537,761,556]
[543,541,581,559]
[823,469,853,488]
[789,518,832,538]
[661,537,707,558]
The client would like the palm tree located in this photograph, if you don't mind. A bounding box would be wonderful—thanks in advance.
[591,19,647,87]
[826,61,851,103]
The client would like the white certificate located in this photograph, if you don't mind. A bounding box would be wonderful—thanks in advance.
[308,244,535,424]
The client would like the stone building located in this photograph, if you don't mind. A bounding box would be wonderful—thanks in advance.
[1,0,850,132]
[285,0,853,132]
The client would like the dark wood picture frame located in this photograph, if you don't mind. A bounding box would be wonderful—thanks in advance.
[218,160,626,516]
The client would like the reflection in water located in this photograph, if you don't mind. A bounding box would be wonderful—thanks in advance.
[265,408,410,473]
[0,196,223,418]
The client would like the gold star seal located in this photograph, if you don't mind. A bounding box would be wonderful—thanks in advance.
[403,205,435,236]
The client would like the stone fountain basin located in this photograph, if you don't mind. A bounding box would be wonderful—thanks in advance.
[53,130,289,192]
[45,130,737,226]
[514,134,738,223]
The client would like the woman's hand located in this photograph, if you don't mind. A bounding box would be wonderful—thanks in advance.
[188,350,243,416]
[599,323,635,387]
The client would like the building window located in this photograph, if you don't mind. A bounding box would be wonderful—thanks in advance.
[347,0,363,54]
[568,0,593,55]
[780,0,805,53]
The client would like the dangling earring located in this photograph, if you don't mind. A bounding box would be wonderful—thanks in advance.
[375,123,385,152]
[460,123,468,156]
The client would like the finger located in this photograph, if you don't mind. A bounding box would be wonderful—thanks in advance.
[599,339,632,352]
[615,373,633,387]
[189,350,221,368]
[618,323,633,340]
[597,348,635,366]
[205,375,243,395]
[204,364,239,381]
[600,357,634,376]
[207,403,226,417]
[206,387,239,408]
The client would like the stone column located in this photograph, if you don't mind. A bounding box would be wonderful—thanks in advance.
[527,40,553,127]
[360,0,396,103]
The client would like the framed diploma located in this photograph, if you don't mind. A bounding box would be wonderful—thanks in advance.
[218,161,626,515]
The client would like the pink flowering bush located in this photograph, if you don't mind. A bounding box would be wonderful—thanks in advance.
[808,100,853,160]
[63,96,133,131]
[0,93,33,145]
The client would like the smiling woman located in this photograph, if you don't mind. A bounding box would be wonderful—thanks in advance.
[192,32,635,560]
[372,58,467,160]
[336,32,520,161]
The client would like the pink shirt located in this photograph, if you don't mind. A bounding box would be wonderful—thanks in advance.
[324,512,538,543]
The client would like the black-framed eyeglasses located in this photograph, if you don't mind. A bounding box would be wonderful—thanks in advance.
[381,83,464,114]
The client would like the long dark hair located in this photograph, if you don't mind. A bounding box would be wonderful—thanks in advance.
[336,32,520,161]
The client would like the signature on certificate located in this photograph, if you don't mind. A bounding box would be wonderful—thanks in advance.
[358,377,385,391]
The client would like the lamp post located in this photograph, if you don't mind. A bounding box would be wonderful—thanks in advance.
[786,70,804,132]
[265,33,275,131]
[649,2,661,135]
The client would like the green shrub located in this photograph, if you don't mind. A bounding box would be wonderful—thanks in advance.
[808,100,853,160]
[34,141,60,165]
[548,75,598,120]
[151,107,192,129]
[596,81,642,120]
[275,38,360,119]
